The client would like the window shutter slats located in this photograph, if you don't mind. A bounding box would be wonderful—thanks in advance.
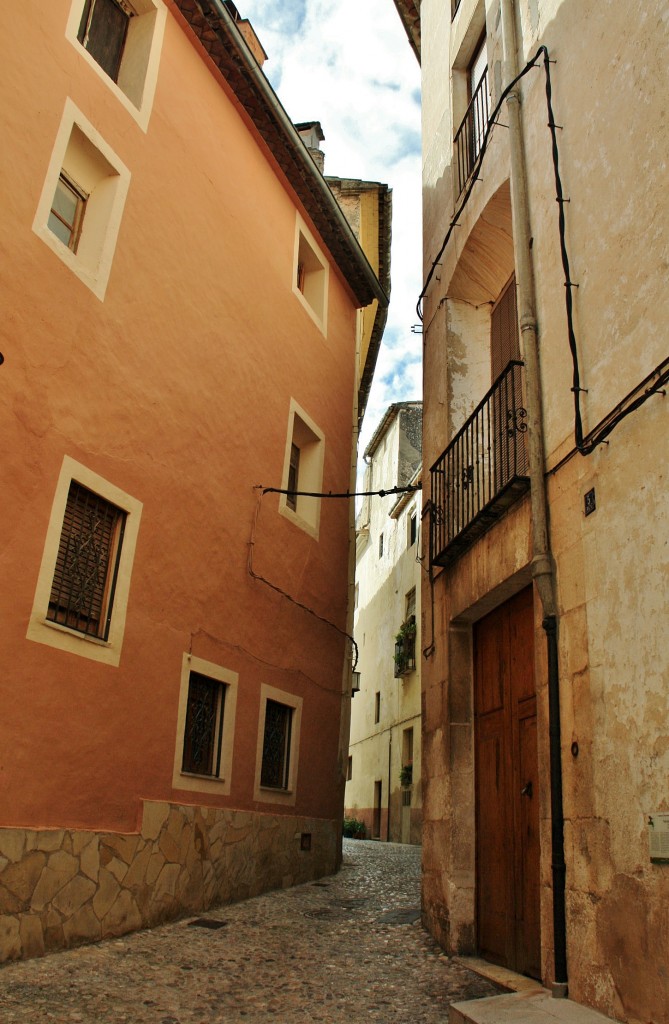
[47,481,125,639]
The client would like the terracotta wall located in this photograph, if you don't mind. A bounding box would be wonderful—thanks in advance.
[0,1,359,956]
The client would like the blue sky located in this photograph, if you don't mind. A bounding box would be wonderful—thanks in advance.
[241,0,423,454]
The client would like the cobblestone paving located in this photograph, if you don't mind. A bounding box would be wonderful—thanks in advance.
[0,840,497,1023]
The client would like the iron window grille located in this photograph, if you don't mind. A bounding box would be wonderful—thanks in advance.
[48,173,87,253]
[260,699,293,789]
[454,64,490,196]
[182,672,226,777]
[430,360,530,569]
[48,481,125,640]
[78,0,134,83]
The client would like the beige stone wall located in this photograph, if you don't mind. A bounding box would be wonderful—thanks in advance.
[0,802,337,962]
[418,1,669,1019]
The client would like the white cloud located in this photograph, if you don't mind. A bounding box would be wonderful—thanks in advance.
[242,0,423,456]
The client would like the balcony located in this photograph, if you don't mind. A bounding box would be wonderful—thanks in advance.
[430,361,530,568]
[454,65,490,196]
[394,617,416,678]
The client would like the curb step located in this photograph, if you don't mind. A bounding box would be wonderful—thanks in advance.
[450,991,620,1024]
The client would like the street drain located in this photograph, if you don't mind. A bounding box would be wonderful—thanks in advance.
[188,918,228,930]
[378,907,421,925]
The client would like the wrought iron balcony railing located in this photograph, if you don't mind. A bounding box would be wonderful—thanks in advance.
[430,361,530,568]
[454,65,490,196]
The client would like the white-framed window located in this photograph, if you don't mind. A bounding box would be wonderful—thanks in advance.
[279,400,325,539]
[48,172,88,252]
[172,654,238,796]
[254,684,303,806]
[292,215,329,335]
[33,99,131,301]
[27,456,142,666]
[408,509,418,548]
[65,0,167,131]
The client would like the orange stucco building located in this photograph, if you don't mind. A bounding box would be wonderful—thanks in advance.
[0,0,387,959]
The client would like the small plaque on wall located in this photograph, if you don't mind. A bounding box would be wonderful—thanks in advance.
[648,812,669,863]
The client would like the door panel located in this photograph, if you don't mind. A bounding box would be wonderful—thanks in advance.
[475,586,540,978]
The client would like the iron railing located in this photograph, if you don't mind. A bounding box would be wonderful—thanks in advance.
[430,361,530,568]
[454,65,490,195]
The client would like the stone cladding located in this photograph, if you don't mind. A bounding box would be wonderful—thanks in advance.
[0,801,337,963]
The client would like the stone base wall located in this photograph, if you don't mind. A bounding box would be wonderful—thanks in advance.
[0,801,338,962]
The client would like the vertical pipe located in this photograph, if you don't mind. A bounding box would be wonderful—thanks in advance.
[498,0,568,995]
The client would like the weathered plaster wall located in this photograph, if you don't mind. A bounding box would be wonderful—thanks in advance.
[419,0,669,1019]
[0,802,337,962]
[345,408,423,844]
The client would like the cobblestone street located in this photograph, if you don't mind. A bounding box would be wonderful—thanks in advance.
[0,840,497,1023]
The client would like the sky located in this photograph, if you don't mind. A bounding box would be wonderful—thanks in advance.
[241,0,423,455]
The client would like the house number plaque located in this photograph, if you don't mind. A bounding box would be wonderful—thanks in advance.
[648,812,669,863]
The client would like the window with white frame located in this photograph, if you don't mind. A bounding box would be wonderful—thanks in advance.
[408,509,418,548]
[27,456,142,666]
[293,215,329,334]
[66,0,167,130]
[33,100,131,301]
[280,400,325,539]
[48,173,88,252]
[172,654,238,795]
[254,684,302,805]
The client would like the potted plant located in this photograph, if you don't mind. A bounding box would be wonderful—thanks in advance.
[399,762,413,787]
[343,816,367,839]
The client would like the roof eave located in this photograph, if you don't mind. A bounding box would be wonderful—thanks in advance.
[170,0,388,309]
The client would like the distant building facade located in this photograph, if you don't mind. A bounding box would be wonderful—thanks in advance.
[0,0,387,960]
[345,403,423,845]
[393,1,669,1021]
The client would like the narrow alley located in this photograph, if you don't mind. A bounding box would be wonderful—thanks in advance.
[0,840,496,1023]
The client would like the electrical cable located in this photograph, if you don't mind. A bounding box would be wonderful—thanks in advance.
[419,45,666,461]
[247,489,360,671]
[258,483,422,499]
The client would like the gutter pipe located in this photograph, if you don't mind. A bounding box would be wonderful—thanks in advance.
[499,0,568,996]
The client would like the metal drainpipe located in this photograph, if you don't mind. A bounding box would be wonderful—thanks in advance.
[498,0,568,996]
[387,730,392,842]
[338,325,362,869]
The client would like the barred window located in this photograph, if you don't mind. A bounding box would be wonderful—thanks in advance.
[260,699,293,790]
[181,672,226,777]
[47,482,125,640]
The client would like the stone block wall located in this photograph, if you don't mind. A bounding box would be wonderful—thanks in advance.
[0,801,338,962]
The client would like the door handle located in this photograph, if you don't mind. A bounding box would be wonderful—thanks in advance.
[521,781,533,798]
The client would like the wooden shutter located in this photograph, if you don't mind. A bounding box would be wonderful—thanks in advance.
[78,0,130,82]
[48,482,124,638]
[491,274,520,381]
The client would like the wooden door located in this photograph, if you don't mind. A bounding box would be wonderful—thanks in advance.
[474,586,541,978]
